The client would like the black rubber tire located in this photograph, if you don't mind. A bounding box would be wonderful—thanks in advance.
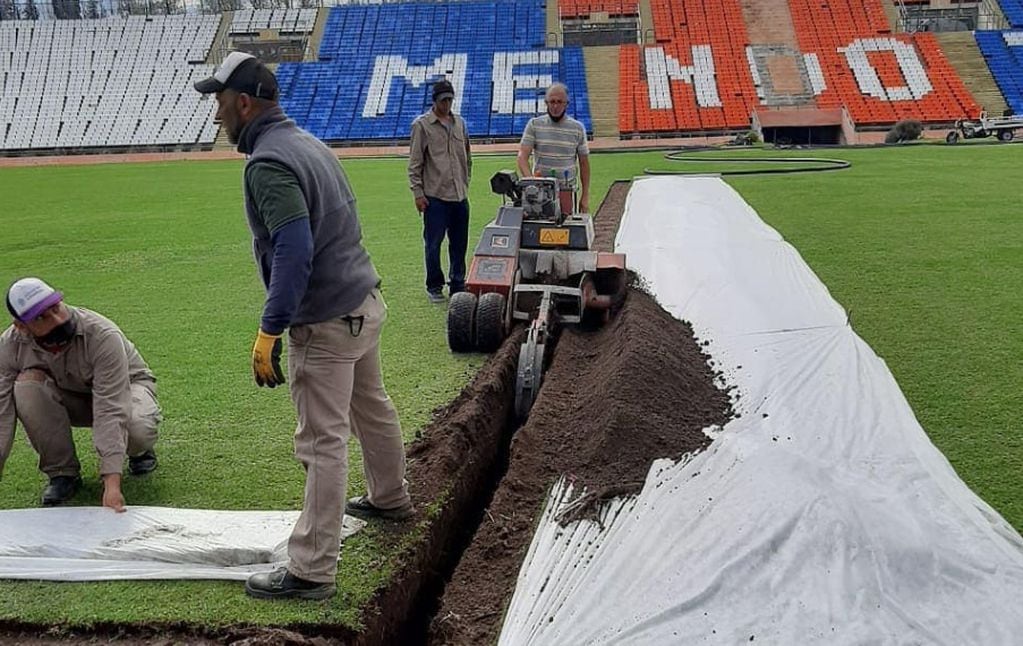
[447,292,477,353]
[475,292,507,353]
[945,131,959,144]
[998,129,1014,142]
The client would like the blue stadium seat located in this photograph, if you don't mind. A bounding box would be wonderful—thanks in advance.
[974,30,1023,115]
[997,0,1023,28]
[278,0,591,142]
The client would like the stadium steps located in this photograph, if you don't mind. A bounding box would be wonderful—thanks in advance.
[741,0,799,45]
[639,0,654,43]
[739,0,816,107]
[936,31,1010,115]
[884,0,901,32]
[207,12,235,65]
[757,45,816,106]
[305,8,330,61]
[212,121,231,150]
[584,46,621,136]
[547,0,564,46]
[205,13,233,150]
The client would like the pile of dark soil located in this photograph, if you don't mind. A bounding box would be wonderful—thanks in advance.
[426,183,734,645]
[591,180,630,250]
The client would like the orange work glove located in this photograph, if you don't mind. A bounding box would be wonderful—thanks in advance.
[252,329,285,388]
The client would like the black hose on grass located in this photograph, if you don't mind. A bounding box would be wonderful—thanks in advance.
[644,150,851,176]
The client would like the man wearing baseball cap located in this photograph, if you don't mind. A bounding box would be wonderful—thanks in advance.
[0,278,161,510]
[195,53,412,601]
[408,78,472,303]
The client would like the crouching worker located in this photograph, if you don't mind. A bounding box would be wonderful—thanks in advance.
[0,277,162,511]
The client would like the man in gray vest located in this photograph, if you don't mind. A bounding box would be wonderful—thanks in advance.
[194,52,413,601]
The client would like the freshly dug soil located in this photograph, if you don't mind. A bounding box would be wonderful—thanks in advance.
[591,180,630,250]
[354,329,525,646]
[427,182,735,645]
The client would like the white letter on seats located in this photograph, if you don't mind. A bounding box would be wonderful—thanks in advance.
[645,45,722,110]
[362,54,468,117]
[839,38,931,101]
[491,50,560,114]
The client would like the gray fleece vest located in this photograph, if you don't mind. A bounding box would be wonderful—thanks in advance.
[244,119,380,326]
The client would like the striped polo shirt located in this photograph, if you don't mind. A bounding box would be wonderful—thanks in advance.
[520,114,589,187]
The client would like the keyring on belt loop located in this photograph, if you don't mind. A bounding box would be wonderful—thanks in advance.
[342,315,364,337]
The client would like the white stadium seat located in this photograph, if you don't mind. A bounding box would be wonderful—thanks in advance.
[0,15,220,151]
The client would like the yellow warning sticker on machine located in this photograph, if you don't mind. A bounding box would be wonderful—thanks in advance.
[539,228,569,245]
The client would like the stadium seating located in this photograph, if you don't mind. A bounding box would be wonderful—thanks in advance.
[619,0,759,134]
[0,15,219,151]
[276,0,591,141]
[788,0,979,124]
[0,1,996,150]
[229,8,317,36]
[976,30,1023,115]
[619,0,979,135]
[559,0,639,19]
[997,0,1023,29]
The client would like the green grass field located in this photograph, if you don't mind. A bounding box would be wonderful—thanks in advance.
[0,143,1019,629]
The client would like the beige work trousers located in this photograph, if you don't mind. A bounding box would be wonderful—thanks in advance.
[286,288,410,582]
[13,374,161,478]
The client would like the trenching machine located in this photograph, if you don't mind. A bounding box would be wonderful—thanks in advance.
[447,171,626,419]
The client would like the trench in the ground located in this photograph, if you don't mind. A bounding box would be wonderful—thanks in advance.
[419,286,736,645]
[359,180,647,646]
[365,180,735,646]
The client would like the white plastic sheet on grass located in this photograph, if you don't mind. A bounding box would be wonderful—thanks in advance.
[0,506,365,581]
[499,176,1023,645]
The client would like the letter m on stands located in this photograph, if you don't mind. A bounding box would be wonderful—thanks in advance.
[645,46,721,110]
[362,54,468,117]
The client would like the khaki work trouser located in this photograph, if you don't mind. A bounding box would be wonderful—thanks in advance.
[13,374,161,478]
[286,288,410,582]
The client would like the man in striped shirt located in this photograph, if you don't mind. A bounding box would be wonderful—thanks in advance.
[516,82,591,214]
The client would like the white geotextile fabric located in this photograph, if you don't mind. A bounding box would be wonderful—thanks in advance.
[499,176,1023,645]
[0,506,365,581]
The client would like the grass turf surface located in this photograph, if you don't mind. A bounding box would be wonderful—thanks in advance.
[0,143,1019,628]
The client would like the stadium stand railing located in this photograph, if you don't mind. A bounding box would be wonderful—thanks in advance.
[559,0,639,20]
[0,15,219,152]
[229,8,317,36]
[226,8,319,64]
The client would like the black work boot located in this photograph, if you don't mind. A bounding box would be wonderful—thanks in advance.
[128,450,158,475]
[245,567,336,600]
[345,494,414,521]
[41,475,83,506]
